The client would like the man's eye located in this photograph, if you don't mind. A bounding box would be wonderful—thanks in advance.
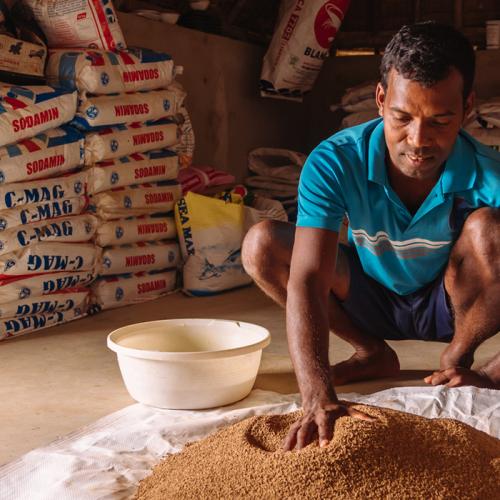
[394,115,410,123]
[433,120,451,126]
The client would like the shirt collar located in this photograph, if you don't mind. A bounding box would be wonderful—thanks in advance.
[367,118,387,185]
[367,119,477,193]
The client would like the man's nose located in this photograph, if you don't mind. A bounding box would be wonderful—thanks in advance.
[407,121,432,149]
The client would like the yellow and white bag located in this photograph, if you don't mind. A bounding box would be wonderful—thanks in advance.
[175,192,252,296]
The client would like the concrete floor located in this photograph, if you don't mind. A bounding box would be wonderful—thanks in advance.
[0,284,498,465]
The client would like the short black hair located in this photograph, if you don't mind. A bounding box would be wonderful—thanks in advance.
[380,21,475,101]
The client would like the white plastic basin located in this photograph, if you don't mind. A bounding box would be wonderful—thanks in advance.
[107,318,271,409]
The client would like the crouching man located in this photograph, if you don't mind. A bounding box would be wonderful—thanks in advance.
[242,22,499,450]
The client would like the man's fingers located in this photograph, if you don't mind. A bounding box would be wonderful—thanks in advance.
[347,407,377,422]
[445,373,466,388]
[282,422,301,451]
[315,411,334,447]
[296,420,315,450]
[283,403,376,452]
[425,370,451,386]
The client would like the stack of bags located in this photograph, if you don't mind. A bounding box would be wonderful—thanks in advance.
[46,48,187,312]
[244,148,306,222]
[464,98,500,151]
[0,83,98,340]
[331,81,378,130]
[27,0,188,313]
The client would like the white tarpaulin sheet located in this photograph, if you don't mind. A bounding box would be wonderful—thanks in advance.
[0,386,498,500]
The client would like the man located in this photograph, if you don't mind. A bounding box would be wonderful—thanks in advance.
[242,22,499,451]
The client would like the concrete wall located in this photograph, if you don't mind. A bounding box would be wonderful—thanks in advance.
[120,12,500,178]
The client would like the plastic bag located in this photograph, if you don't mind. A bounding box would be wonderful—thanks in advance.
[178,165,235,195]
[88,181,182,220]
[0,305,86,340]
[175,192,252,296]
[73,87,185,130]
[260,0,350,101]
[0,271,95,302]
[0,125,84,185]
[248,147,305,181]
[84,118,179,164]
[99,240,180,275]
[0,84,77,147]
[95,214,176,246]
[46,48,176,95]
[90,269,177,311]
[23,0,126,51]
[0,171,87,210]
[0,289,89,318]
[0,213,98,256]
[87,150,178,194]
[0,196,88,233]
[0,242,100,277]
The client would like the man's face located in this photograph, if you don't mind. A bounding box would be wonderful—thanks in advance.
[376,68,474,180]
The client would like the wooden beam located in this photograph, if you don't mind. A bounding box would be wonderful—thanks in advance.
[454,0,463,30]
[334,26,486,50]
[414,0,421,23]
[227,0,247,24]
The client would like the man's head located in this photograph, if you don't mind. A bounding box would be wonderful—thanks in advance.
[376,22,475,180]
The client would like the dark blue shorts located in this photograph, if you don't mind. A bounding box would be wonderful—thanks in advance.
[340,245,454,342]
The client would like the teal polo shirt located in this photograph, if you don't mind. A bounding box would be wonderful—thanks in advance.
[297,118,500,295]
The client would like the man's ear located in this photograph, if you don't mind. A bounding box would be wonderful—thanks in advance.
[375,82,385,117]
[463,90,475,123]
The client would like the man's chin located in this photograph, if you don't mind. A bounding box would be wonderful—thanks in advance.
[397,157,442,179]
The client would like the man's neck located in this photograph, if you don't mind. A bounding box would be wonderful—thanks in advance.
[387,161,442,215]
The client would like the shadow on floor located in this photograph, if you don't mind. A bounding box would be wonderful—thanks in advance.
[255,369,431,395]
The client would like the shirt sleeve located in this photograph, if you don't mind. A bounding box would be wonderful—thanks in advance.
[296,141,347,232]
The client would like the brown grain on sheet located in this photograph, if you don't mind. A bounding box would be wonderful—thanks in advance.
[135,405,500,499]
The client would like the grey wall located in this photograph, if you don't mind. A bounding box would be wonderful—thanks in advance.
[120,12,500,178]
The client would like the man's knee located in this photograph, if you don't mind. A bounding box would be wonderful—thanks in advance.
[241,220,293,279]
[448,207,500,283]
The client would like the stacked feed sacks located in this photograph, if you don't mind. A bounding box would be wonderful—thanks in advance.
[330,81,379,129]
[0,83,98,340]
[244,148,305,223]
[46,48,185,312]
[464,98,500,151]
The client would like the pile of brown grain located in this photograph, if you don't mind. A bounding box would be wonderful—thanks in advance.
[135,405,500,499]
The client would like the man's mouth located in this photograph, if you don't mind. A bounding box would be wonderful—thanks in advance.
[405,153,433,164]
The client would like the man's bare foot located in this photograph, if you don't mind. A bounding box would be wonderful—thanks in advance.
[330,344,400,386]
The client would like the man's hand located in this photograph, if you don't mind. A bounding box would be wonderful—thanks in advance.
[282,399,375,451]
[424,367,497,389]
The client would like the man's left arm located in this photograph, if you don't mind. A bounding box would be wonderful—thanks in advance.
[425,351,500,389]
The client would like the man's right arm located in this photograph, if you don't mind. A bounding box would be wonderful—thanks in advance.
[283,226,374,451]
